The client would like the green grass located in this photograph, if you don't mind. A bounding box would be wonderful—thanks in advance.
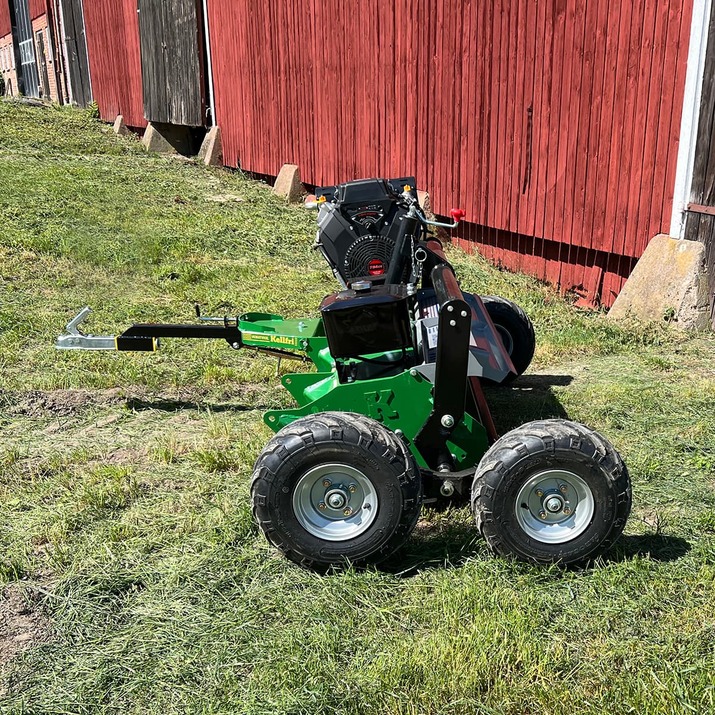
[1,100,715,714]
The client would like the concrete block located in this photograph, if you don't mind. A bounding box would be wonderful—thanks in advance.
[608,234,709,330]
[113,115,130,137]
[142,122,177,154]
[273,163,303,202]
[198,125,223,166]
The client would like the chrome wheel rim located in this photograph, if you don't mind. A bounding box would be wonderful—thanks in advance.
[515,469,595,544]
[292,463,379,541]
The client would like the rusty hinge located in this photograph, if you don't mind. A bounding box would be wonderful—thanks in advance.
[686,203,715,217]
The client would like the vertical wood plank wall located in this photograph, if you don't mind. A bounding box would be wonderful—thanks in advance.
[684,1,715,327]
[207,0,694,306]
[82,0,145,128]
[137,0,205,127]
[0,0,11,35]
[28,0,45,19]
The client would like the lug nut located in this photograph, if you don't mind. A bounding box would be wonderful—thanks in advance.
[563,507,571,515]
[559,484,568,494]
[322,479,332,487]
[348,483,357,493]
[318,502,326,510]
[539,510,547,519]
[343,508,352,516]
[441,414,455,428]
[535,489,544,497]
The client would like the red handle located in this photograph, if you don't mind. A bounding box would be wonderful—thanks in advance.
[450,208,466,223]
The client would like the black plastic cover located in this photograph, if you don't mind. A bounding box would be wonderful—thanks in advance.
[320,284,413,358]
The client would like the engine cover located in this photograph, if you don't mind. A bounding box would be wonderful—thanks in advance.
[315,178,418,285]
[320,283,413,359]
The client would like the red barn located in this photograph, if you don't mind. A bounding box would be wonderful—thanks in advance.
[11,0,715,322]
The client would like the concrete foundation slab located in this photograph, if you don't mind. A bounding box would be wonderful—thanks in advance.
[608,234,709,330]
[273,164,303,202]
[198,126,223,166]
[141,122,178,154]
[113,115,130,137]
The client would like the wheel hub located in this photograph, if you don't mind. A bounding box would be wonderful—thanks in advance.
[325,489,349,510]
[544,495,564,513]
[292,464,379,541]
[515,469,595,544]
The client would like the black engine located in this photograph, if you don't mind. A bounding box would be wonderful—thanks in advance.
[314,177,424,287]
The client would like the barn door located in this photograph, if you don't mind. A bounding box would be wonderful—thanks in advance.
[59,0,92,106]
[137,0,206,127]
[36,28,50,98]
[10,0,39,98]
[684,1,715,329]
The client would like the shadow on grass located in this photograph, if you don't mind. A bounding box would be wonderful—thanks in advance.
[607,533,691,563]
[381,516,486,577]
[484,374,573,434]
[125,397,269,413]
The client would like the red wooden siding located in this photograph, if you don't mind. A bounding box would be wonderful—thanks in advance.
[82,0,145,128]
[207,0,693,306]
[0,0,11,36]
[28,0,46,19]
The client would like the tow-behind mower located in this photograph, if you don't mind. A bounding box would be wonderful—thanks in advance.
[57,177,631,569]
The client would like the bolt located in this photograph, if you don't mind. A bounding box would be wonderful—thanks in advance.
[410,369,418,377]
[535,489,544,497]
[461,310,468,318]
[440,480,455,497]
[546,497,563,513]
[318,502,326,510]
[441,414,455,428]
[449,320,457,327]
[348,483,357,493]
[343,507,352,516]
[327,492,346,509]
[539,510,547,519]
[563,507,571,515]
[447,305,454,312]
[231,342,240,350]
[322,479,332,487]
[559,484,568,494]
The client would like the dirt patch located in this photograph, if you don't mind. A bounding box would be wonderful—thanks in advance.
[0,584,50,689]
[2,384,267,421]
[2,388,126,418]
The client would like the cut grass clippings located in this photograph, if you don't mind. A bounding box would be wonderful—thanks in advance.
[1,100,714,715]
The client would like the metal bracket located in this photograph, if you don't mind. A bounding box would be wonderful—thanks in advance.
[55,307,118,350]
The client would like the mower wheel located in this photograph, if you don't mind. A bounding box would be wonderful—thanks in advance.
[471,419,631,566]
[251,412,422,571]
[480,295,535,382]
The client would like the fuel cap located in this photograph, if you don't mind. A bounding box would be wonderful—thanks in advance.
[350,280,371,293]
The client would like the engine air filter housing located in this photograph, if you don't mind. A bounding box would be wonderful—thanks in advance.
[320,284,412,358]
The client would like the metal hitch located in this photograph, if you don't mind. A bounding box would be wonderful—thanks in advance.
[56,307,158,352]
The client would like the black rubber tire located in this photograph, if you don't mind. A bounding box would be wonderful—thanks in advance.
[251,412,422,571]
[471,419,631,566]
[480,295,535,382]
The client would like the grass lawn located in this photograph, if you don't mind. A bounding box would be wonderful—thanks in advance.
[1,100,714,715]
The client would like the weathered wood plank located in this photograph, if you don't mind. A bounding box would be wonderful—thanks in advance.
[137,0,204,127]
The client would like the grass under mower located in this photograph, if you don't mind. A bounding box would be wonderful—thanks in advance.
[56,177,632,570]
